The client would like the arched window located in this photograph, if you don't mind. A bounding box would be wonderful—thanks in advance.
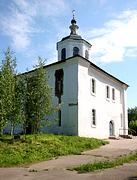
[73,47,79,56]
[112,88,115,100]
[61,48,66,60]
[90,78,96,94]
[85,50,89,59]
[92,109,96,126]
[106,85,110,99]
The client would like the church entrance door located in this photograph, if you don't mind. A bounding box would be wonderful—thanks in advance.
[109,121,114,136]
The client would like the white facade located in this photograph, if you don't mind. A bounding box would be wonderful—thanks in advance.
[43,17,129,139]
[77,57,128,139]
[44,58,79,136]
[44,56,128,139]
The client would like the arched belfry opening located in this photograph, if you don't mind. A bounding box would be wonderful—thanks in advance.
[61,48,66,60]
[85,50,89,59]
[73,47,79,56]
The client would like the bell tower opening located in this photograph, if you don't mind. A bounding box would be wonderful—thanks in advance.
[61,48,66,60]
[73,47,79,56]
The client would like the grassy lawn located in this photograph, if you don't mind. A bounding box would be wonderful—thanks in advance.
[73,151,137,173]
[0,134,107,167]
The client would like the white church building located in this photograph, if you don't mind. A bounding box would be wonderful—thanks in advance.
[43,15,129,139]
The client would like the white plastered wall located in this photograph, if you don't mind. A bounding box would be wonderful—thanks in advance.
[43,58,78,135]
[77,57,128,139]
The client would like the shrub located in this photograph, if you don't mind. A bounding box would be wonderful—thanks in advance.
[129,120,137,135]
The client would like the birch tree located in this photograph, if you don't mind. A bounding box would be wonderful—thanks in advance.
[24,57,52,134]
[0,48,19,135]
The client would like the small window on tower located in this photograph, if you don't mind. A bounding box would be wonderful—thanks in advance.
[73,47,79,56]
[61,48,66,60]
[85,50,89,59]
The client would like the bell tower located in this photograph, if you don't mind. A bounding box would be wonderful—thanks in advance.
[57,11,92,61]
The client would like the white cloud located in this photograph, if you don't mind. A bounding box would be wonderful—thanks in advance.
[0,0,37,50]
[36,0,68,17]
[0,0,68,51]
[86,10,137,63]
[125,48,137,58]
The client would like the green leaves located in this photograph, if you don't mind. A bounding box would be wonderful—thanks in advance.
[0,48,18,135]
[128,107,137,135]
[22,57,52,134]
[0,49,54,135]
[128,107,137,123]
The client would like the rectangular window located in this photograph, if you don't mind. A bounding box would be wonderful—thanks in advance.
[112,88,115,100]
[58,110,61,126]
[90,78,96,94]
[55,69,64,97]
[106,85,110,99]
[92,109,96,126]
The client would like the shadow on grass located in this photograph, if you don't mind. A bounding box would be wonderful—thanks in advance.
[0,135,21,144]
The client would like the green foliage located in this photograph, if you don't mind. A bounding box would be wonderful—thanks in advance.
[0,50,54,135]
[128,107,137,123]
[23,57,53,134]
[0,48,20,135]
[73,151,137,173]
[15,75,28,134]
[0,134,107,167]
[128,107,137,135]
[129,120,137,135]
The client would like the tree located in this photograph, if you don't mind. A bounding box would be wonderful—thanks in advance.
[128,107,137,123]
[0,70,6,135]
[129,120,137,136]
[0,48,20,135]
[0,49,54,135]
[16,75,28,135]
[24,57,52,134]
[128,107,137,135]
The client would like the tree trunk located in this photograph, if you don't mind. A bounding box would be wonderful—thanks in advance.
[10,124,14,136]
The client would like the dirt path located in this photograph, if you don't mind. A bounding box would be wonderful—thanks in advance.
[0,137,137,180]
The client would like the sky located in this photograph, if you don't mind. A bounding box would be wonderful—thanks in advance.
[0,0,137,108]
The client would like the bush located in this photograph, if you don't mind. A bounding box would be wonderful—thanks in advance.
[128,107,137,123]
[129,120,137,135]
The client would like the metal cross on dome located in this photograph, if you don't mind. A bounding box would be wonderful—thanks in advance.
[72,10,75,19]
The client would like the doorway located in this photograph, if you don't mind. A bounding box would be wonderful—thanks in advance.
[109,121,114,136]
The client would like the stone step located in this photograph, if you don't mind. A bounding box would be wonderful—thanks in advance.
[119,135,132,139]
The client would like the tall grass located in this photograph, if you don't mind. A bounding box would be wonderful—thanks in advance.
[0,134,107,167]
